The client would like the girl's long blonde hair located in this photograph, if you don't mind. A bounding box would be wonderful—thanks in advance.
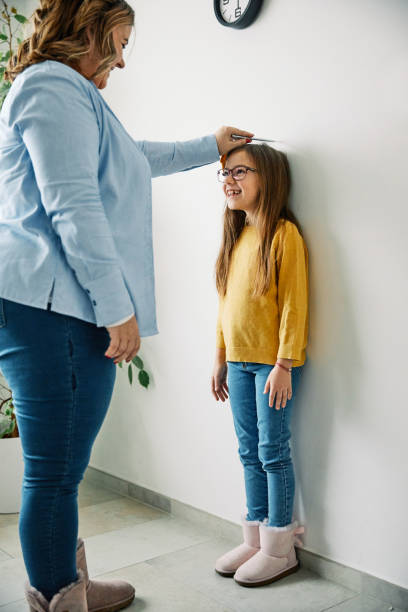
[5,0,134,83]
[215,144,304,297]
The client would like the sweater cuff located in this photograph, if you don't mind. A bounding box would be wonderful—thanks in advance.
[277,344,302,362]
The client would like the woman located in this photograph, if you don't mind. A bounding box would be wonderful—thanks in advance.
[0,1,253,610]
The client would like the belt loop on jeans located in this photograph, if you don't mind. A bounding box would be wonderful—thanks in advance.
[243,362,247,368]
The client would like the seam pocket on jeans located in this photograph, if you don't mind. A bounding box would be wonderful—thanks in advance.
[0,299,6,328]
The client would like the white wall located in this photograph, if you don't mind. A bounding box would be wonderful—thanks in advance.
[21,0,408,590]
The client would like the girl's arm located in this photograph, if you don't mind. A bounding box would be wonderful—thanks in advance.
[211,303,228,401]
[216,303,226,357]
[264,223,307,410]
[276,222,309,365]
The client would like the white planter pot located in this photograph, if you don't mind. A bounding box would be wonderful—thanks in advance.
[0,437,24,513]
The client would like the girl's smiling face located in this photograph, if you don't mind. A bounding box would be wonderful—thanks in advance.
[222,149,260,223]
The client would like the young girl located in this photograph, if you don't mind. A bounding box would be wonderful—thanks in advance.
[211,143,308,588]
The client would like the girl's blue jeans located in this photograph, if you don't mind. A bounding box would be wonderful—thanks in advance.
[227,361,304,527]
[0,298,116,601]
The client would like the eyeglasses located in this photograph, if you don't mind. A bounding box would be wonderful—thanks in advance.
[217,165,257,183]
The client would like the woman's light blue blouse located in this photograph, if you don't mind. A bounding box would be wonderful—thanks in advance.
[0,60,219,335]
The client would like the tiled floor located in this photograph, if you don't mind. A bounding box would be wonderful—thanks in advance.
[0,481,403,611]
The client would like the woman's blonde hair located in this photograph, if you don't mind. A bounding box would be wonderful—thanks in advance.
[5,0,135,83]
[215,144,304,297]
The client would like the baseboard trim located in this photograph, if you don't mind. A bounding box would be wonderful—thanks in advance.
[84,466,408,610]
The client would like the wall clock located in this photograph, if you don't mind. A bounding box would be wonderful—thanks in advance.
[214,0,264,30]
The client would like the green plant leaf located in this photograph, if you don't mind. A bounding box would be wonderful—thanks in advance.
[128,364,133,385]
[138,369,149,388]
[7,419,16,436]
[14,14,27,24]
[132,356,144,370]
[4,50,11,61]
[0,81,11,108]
[118,361,123,369]
[0,413,13,438]
[0,34,7,41]
[0,81,11,93]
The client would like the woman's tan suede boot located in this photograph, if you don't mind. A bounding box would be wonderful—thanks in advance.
[234,520,305,587]
[25,568,88,611]
[214,515,266,577]
[77,538,135,612]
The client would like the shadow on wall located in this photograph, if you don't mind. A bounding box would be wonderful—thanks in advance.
[288,146,363,552]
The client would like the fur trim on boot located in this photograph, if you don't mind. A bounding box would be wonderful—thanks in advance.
[25,568,88,611]
[234,520,305,587]
[77,538,135,612]
[215,515,267,577]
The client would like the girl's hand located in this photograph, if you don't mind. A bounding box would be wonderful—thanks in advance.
[215,126,255,156]
[211,361,229,402]
[105,315,141,365]
[263,365,292,410]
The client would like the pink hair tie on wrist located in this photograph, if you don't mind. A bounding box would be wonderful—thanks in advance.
[276,362,292,373]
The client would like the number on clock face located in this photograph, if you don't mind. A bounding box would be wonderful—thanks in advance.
[220,0,251,24]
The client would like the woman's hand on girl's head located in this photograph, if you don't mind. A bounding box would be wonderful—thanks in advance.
[105,315,141,365]
[211,361,229,402]
[215,126,255,156]
[263,366,293,411]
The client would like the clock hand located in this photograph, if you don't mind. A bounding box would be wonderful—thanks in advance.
[231,134,278,143]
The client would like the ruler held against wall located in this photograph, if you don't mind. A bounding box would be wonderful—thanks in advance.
[231,134,278,143]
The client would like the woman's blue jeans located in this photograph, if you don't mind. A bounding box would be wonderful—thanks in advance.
[0,298,116,601]
[227,361,304,527]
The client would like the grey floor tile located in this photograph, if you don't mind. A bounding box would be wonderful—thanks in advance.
[0,489,163,559]
[78,480,122,509]
[363,575,408,612]
[96,561,233,611]
[321,593,405,611]
[0,600,27,611]
[0,514,18,530]
[148,537,358,612]
[83,516,212,576]
[78,497,166,538]
[297,549,363,593]
[0,549,12,562]
[0,558,28,606]
[0,525,20,559]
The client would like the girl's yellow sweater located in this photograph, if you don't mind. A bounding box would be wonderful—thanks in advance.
[216,219,308,367]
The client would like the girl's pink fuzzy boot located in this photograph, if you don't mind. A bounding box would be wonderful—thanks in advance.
[234,520,305,587]
[215,516,266,577]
